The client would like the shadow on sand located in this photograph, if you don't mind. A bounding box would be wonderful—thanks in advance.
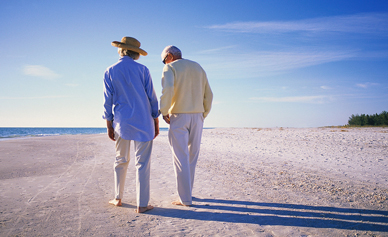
[147,197,388,232]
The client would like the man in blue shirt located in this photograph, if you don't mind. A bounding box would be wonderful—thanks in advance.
[103,36,159,213]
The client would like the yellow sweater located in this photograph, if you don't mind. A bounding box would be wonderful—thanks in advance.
[160,59,213,118]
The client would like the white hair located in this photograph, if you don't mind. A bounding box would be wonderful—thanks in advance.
[161,45,182,60]
[118,48,140,60]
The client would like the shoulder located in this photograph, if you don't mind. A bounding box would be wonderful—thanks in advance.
[178,59,205,73]
[105,57,127,73]
[171,58,201,68]
[107,57,148,71]
[131,58,146,67]
[105,60,120,71]
[129,58,149,72]
[185,59,202,68]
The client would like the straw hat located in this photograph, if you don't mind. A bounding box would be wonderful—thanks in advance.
[111,37,147,56]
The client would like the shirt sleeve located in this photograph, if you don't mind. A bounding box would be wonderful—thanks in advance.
[203,71,213,118]
[159,65,175,116]
[143,68,160,119]
[102,70,114,121]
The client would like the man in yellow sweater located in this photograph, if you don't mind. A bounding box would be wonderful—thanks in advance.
[160,45,213,206]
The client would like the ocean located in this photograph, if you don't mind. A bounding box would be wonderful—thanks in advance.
[0,127,106,140]
[0,127,168,140]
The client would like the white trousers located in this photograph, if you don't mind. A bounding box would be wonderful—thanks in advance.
[114,133,153,207]
[168,113,204,206]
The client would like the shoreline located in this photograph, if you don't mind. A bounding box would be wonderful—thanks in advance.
[1,126,386,141]
[0,128,387,236]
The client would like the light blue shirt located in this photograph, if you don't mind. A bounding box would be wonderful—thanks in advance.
[103,56,159,142]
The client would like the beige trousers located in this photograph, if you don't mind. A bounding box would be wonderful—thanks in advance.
[114,133,153,207]
[168,113,204,206]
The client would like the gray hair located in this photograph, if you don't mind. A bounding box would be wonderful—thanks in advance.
[118,48,140,60]
[161,45,182,60]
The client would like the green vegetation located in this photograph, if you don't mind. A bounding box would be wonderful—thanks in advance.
[348,111,388,126]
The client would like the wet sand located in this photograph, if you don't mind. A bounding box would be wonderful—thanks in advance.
[0,127,387,236]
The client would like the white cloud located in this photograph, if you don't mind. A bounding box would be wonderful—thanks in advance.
[206,13,388,36]
[356,83,368,88]
[320,86,332,90]
[356,82,379,88]
[198,45,238,54]
[200,13,388,80]
[23,65,61,80]
[202,49,356,78]
[250,95,333,104]
[253,50,355,71]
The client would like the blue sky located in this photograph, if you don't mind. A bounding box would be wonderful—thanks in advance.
[1,0,387,128]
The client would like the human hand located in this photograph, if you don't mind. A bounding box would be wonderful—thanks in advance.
[154,118,159,139]
[163,115,170,124]
[106,120,115,141]
[108,127,115,141]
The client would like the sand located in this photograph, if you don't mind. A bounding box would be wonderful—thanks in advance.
[0,127,387,236]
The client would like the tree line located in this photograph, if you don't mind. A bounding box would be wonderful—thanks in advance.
[348,111,388,126]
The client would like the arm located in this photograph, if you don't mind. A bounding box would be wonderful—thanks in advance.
[159,65,175,119]
[102,70,115,141]
[143,68,160,137]
[203,74,213,118]
[143,68,159,119]
[106,120,115,141]
[154,117,159,138]
[103,70,114,121]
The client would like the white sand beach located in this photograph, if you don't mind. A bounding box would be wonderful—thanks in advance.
[0,127,387,236]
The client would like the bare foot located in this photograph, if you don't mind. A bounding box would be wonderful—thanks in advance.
[109,199,122,206]
[172,201,191,207]
[135,205,154,213]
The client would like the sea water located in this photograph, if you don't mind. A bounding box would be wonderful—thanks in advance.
[0,127,169,140]
[0,127,107,139]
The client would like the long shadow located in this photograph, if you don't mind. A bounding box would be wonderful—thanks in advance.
[193,197,388,216]
[147,197,388,232]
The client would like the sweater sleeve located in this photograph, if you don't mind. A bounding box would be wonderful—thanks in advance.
[159,65,175,116]
[203,72,213,118]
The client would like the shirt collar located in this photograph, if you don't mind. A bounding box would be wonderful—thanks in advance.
[119,56,134,61]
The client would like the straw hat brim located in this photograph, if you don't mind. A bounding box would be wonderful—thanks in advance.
[111,41,148,56]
